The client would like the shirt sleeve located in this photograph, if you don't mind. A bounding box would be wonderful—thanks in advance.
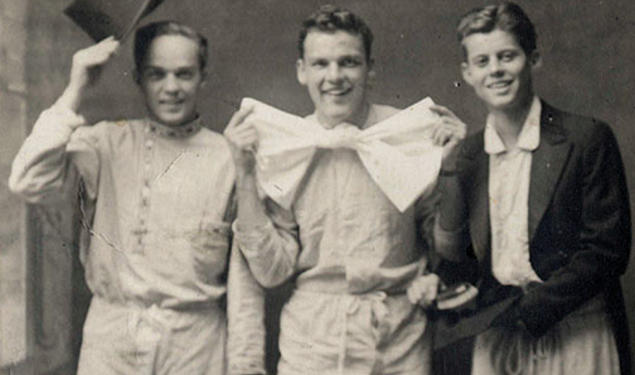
[432,141,473,263]
[8,104,101,205]
[232,197,300,288]
[226,240,266,375]
[414,181,440,252]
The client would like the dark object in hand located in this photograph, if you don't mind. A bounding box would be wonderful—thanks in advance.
[435,282,478,311]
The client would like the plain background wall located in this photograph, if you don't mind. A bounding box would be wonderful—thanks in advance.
[13,0,635,373]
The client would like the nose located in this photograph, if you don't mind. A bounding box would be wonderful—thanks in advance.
[163,73,180,92]
[488,58,504,76]
[326,62,342,82]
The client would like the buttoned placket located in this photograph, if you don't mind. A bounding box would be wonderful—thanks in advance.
[133,123,154,253]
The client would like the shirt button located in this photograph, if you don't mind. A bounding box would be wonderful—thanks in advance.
[145,140,153,148]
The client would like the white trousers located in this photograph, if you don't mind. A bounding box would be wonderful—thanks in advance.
[472,295,620,375]
[77,298,226,375]
[277,290,432,375]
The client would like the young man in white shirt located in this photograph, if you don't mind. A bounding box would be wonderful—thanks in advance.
[9,21,264,375]
[431,3,631,374]
[224,5,465,374]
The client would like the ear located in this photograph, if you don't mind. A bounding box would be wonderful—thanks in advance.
[199,68,208,87]
[461,61,474,87]
[133,69,141,85]
[529,50,542,69]
[296,58,307,86]
[367,57,375,70]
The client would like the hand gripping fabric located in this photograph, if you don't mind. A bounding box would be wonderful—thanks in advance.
[241,97,443,212]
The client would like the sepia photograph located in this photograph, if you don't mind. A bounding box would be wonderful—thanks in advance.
[0,1,634,374]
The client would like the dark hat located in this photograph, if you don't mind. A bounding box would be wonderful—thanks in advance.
[64,0,165,41]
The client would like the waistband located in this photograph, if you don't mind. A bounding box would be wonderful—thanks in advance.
[90,296,223,322]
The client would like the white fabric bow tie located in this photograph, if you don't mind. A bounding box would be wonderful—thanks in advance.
[240,97,443,212]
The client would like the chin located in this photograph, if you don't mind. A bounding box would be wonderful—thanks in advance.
[158,116,187,127]
[482,95,515,111]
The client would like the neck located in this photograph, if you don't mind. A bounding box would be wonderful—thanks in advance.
[149,113,198,128]
[318,101,370,129]
[488,95,534,149]
[147,115,202,138]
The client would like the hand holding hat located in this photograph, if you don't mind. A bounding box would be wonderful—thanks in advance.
[64,0,165,41]
[57,36,119,112]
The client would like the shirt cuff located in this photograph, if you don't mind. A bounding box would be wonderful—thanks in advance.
[434,218,469,262]
[232,219,275,260]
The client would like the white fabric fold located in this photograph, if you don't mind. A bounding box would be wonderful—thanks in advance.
[241,97,444,212]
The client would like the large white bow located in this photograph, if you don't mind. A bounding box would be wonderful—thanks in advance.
[241,97,443,212]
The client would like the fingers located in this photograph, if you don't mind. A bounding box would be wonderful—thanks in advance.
[225,106,254,132]
[224,107,259,152]
[429,104,458,120]
[431,122,453,146]
[73,36,120,69]
[228,126,259,151]
[407,274,441,308]
[430,106,467,147]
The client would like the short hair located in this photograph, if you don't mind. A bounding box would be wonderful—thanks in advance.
[298,5,374,62]
[134,20,208,71]
[457,2,537,58]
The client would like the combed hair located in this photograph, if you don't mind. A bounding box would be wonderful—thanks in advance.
[298,4,373,62]
[134,20,208,71]
[457,2,537,57]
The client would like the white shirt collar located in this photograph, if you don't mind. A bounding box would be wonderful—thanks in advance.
[484,96,541,154]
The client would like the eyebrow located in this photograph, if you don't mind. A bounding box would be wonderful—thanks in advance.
[142,65,198,71]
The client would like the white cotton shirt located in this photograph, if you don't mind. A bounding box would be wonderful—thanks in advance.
[485,96,543,287]
[9,105,265,374]
[235,103,437,374]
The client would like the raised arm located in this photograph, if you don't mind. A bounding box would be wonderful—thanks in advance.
[9,38,119,204]
[224,108,301,288]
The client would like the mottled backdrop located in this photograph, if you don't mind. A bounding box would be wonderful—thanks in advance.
[0,0,633,374]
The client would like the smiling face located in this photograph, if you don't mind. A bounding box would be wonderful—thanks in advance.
[296,30,371,127]
[138,34,205,127]
[461,29,539,113]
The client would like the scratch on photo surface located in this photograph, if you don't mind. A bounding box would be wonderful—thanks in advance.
[155,151,186,182]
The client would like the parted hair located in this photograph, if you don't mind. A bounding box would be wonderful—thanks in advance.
[298,5,374,62]
[134,20,208,71]
[457,2,537,57]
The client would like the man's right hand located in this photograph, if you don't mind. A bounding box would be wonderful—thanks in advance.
[58,36,120,112]
[223,106,258,177]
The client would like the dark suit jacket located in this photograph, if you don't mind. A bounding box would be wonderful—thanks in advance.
[436,101,632,374]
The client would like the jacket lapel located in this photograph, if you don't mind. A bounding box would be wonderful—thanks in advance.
[528,102,571,240]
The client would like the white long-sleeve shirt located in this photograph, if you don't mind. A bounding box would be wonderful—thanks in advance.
[234,103,438,374]
[9,105,264,374]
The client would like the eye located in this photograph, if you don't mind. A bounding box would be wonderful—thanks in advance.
[499,51,518,62]
[340,57,362,67]
[312,59,329,68]
[472,56,488,67]
[143,68,165,81]
[176,69,196,80]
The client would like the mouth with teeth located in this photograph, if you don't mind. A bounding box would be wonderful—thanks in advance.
[159,99,185,111]
[486,80,513,92]
[321,87,352,97]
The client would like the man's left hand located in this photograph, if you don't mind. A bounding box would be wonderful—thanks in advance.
[429,104,467,171]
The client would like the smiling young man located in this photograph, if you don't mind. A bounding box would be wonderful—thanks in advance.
[9,21,264,375]
[223,5,466,375]
[432,3,631,374]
